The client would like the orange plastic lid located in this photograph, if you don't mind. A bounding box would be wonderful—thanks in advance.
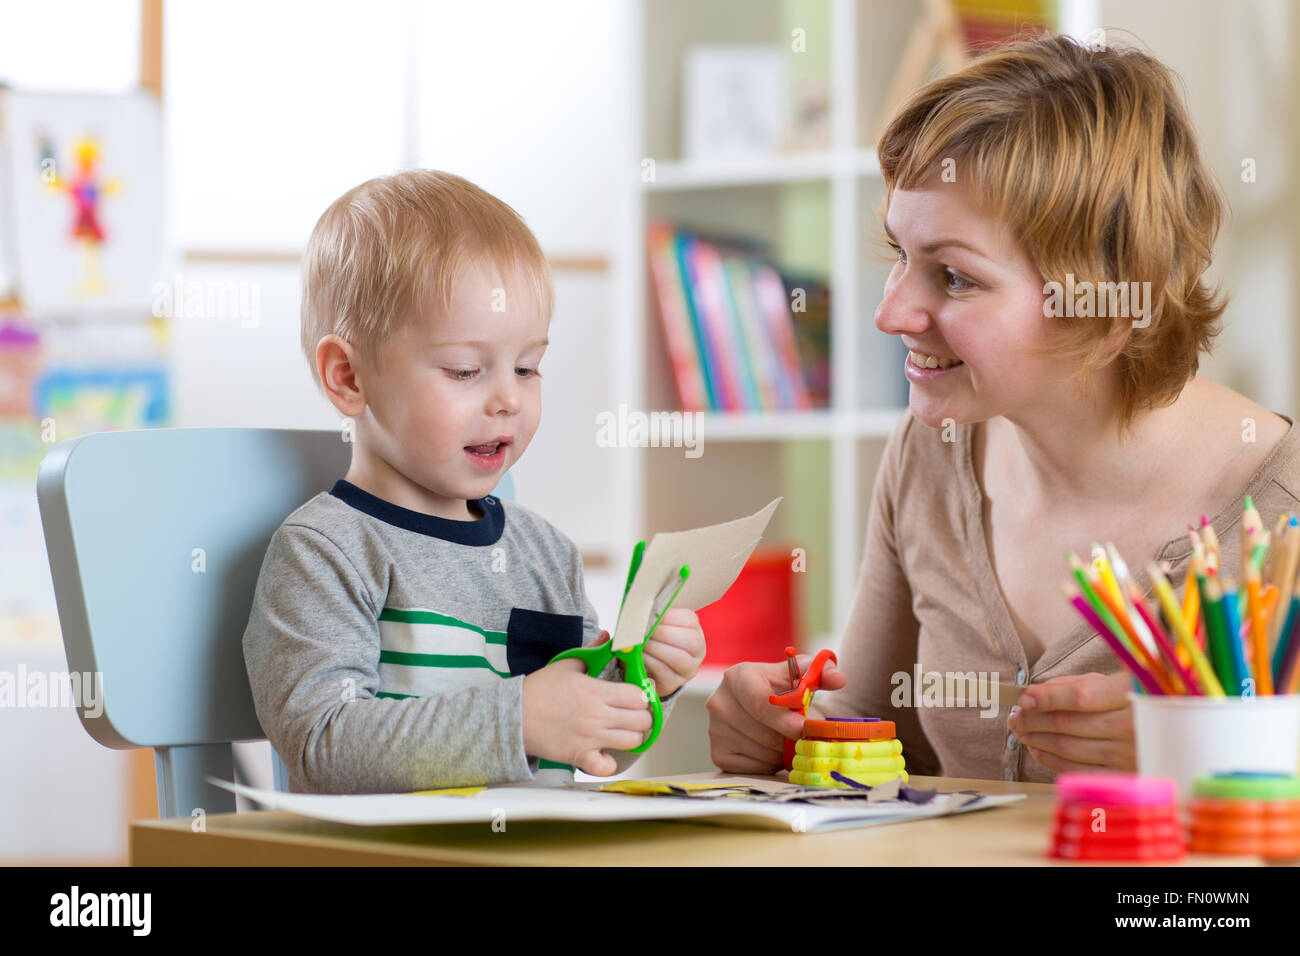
[803,718,897,740]
[1190,799,1300,820]
[1190,835,1300,856]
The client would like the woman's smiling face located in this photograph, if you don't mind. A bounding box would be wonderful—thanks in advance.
[874,175,1080,430]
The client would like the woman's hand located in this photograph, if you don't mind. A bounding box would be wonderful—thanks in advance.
[1008,672,1136,772]
[705,656,847,773]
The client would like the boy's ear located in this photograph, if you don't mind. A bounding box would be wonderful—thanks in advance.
[316,335,367,418]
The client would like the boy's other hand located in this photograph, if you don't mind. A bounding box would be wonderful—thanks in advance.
[521,636,653,776]
[642,607,706,699]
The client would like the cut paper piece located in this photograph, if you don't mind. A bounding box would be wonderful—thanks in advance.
[612,498,781,650]
[994,683,1027,705]
[600,780,753,796]
[209,773,1025,833]
[831,772,890,794]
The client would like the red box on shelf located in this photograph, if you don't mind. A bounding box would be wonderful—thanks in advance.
[697,547,798,668]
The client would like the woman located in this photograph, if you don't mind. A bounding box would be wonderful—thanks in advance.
[706,33,1300,783]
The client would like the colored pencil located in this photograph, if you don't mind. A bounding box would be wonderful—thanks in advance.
[1265,513,1289,585]
[1250,537,1269,578]
[1201,515,1220,566]
[1147,562,1224,696]
[1126,580,1201,694]
[1199,572,1240,695]
[1246,571,1274,695]
[1088,569,1177,693]
[1271,594,1299,687]
[1068,552,1129,646]
[1063,584,1165,695]
[1278,590,1300,694]
[1107,543,1158,656]
[1269,516,1300,650]
[1220,586,1252,695]
[1182,568,1200,645]
[1242,495,1262,537]
[1092,542,1126,612]
[1261,584,1279,621]
[1241,495,1261,584]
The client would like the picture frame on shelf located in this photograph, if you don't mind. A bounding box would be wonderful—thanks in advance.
[682,45,789,162]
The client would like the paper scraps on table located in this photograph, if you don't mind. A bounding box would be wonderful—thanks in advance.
[210,774,1025,832]
[599,775,984,810]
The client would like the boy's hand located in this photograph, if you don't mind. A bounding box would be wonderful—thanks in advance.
[521,632,653,776]
[642,607,706,699]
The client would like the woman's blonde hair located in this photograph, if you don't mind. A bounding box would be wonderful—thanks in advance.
[877,32,1228,434]
[301,169,553,387]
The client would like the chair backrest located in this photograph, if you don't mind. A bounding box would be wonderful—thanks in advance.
[37,426,514,817]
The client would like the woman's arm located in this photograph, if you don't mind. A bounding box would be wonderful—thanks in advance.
[813,413,942,776]
[705,412,940,775]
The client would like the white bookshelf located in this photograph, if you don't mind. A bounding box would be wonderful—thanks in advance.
[603,0,1100,775]
[614,0,918,663]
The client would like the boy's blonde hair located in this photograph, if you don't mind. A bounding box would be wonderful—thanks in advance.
[301,169,553,387]
[877,32,1228,435]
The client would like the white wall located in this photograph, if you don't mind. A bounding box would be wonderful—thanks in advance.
[164,0,627,586]
[1097,0,1297,415]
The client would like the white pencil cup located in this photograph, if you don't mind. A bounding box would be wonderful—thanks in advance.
[1130,692,1300,802]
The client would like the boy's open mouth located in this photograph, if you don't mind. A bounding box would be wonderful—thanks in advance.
[464,437,513,471]
[465,438,511,456]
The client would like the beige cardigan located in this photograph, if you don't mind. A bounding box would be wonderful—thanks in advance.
[820,408,1300,783]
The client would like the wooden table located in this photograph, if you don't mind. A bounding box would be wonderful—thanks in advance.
[129,773,1264,866]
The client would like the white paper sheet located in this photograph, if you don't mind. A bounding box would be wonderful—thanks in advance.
[208,776,1026,833]
[612,497,781,650]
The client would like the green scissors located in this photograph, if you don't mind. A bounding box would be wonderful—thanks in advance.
[549,540,691,753]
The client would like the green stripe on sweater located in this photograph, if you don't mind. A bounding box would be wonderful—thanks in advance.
[379,607,508,644]
[379,649,511,678]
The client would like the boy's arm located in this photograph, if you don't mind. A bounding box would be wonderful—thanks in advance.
[242,524,536,794]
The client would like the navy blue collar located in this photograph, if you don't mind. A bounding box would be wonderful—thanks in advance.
[329,479,505,546]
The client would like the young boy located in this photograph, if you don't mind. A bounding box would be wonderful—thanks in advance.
[242,169,707,794]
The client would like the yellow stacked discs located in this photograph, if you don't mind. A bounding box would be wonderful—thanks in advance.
[787,718,907,788]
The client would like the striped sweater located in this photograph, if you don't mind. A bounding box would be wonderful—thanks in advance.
[242,478,676,793]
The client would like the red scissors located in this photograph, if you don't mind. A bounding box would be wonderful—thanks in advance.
[769,646,837,772]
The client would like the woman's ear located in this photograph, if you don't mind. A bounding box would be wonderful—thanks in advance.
[1098,319,1133,366]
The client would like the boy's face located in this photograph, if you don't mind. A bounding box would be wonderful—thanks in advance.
[359,258,548,515]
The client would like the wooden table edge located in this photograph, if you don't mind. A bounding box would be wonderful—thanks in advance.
[125,774,1266,867]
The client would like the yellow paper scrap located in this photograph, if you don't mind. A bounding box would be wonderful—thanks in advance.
[599,779,746,795]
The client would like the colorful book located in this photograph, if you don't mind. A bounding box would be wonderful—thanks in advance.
[671,232,721,409]
[647,223,824,413]
[721,254,779,409]
[751,260,812,410]
[782,273,831,408]
[683,236,748,411]
[647,222,709,410]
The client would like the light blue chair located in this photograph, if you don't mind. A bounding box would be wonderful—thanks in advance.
[36,427,514,819]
